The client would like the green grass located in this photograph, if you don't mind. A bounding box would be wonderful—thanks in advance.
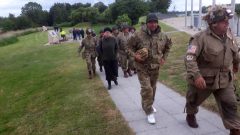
[0,32,133,135]
[0,29,38,47]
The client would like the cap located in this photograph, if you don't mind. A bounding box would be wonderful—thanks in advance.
[146,13,158,23]
[104,27,112,33]
[112,26,118,31]
[203,5,233,24]
[86,28,92,34]
[121,24,129,30]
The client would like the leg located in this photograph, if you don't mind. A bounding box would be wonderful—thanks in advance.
[137,70,153,115]
[86,56,92,79]
[91,57,96,76]
[185,84,212,114]
[213,82,240,130]
[120,54,128,77]
[150,70,159,102]
[185,84,212,128]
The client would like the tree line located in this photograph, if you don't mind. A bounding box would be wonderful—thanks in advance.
[0,0,171,32]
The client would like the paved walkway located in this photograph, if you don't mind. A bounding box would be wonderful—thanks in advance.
[97,71,229,135]
[97,17,230,135]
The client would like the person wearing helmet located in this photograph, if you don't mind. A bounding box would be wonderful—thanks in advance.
[127,13,172,124]
[78,28,97,79]
[112,26,119,38]
[118,24,133,77]
[184,5,240,135]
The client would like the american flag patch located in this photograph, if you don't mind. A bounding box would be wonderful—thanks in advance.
[187,45,197,54]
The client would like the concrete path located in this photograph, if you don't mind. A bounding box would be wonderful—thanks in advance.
[97,70,229,135]
[97,17,231,135]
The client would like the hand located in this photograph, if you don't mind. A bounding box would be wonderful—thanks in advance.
[160,58,165,66]
[194,76,206,90]
[233,63,239,73]
[134,54,144,63]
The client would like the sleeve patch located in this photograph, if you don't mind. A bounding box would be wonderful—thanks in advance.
[187,45,197,54]
[186,55,194,61]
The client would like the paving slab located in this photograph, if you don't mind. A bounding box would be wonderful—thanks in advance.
[97,68,229,135]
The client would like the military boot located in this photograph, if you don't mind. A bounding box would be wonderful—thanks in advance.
[127,68,132,76]
[113,77,118,85]
[88,71,92,79]
[93,70,96,76]
[124,71,128,78]
[133,68,137,74]
[107,80,111,90]
[186,114,198,128]
[230,129,240,135]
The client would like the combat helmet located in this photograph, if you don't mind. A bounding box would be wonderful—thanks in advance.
[203,5,233,24]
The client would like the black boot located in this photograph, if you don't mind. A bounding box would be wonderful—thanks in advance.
[113,77,118,85]
[107,80,111,90]
[230,129,240,135]
[88,71,92,79]
[127,68,132,76]
[186,114,198,128]
[124,71,128,78]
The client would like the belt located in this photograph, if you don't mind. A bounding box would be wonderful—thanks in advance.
[219,67,230,72]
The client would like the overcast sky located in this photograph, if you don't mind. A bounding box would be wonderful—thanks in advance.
[1,0,240,17]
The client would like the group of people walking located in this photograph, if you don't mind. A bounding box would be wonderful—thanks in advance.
[78,5,240,135]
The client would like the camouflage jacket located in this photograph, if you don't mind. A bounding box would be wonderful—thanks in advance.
[127,25,172,71]
[78,36,97,58]
[117,32,132,55]
[185,28,240,89]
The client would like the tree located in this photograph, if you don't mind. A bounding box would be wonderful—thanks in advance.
[235,4,240,35]
[110,0,149,25]
[93,2,107,13]
[21,2,46,26]
[100,8,112,24]
[15,16,32,29]
[71,7,99,24]
[71,2,91,10]
[49,3,71,25]
[1,18,16,31]
[115,14,132,26]
[150,0,171,13]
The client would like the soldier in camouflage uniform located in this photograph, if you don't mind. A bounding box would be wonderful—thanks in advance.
[78,28,97,79]
[184,5,240,135]
[118,25,133,77]
[127,13,172,124]
[112,26,119,38]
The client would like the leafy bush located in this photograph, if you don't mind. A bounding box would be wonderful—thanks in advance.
[57,22,73,27]
[0,36,18,47]
[17,29,38,36]
[115,14,132,26]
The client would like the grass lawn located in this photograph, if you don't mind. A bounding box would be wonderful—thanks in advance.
[0,31,133,135]
[158,21,239,113]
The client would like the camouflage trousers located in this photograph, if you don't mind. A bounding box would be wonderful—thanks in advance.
[128,56,135,70]
[119,53,128,71]
[85,56,96,73]
[119,53,135,71]
[186,82,240,129]
[137,69,159,115]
